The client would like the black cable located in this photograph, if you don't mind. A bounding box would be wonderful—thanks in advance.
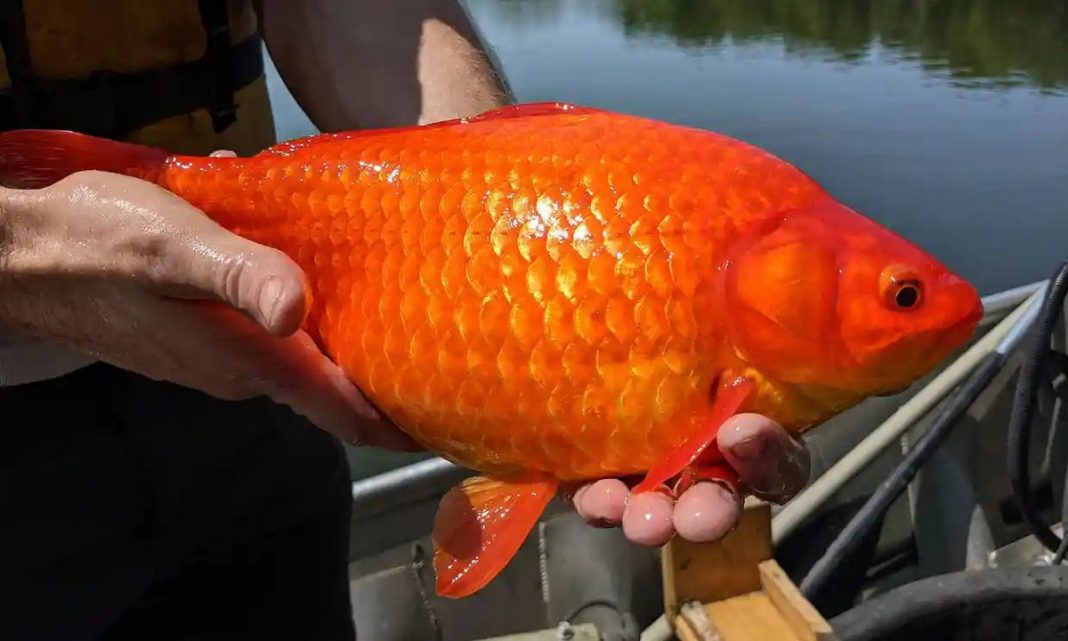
[800,350,1006,600]
[1007,260,1068,554]
[561,598,622,624]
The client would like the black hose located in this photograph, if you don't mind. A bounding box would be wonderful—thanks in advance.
[1007,260,1068,554]
[799,351,1006,599]
[830,564,1068,641]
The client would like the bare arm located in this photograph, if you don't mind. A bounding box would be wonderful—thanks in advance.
[256,0,512,130]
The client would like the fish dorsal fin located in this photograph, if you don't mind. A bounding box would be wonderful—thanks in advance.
[256,132,361,157]
[461,101,605,123]
[432,474,557,598]
[255,122,454,157]
[255,103,604,158]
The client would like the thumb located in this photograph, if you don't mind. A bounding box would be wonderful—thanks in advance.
[187,237,307,336]
[154,198,309,336]
[718,413,811,504]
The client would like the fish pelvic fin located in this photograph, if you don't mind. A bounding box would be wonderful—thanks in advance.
[633,375,755,494]
[432,474,558,599]
[463,102,606,122]
[0,129,168,189]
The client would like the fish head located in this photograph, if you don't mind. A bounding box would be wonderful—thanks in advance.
[721,198,983,401]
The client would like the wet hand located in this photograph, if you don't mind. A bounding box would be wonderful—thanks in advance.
[568,414,810,546]
[0,168,416,450]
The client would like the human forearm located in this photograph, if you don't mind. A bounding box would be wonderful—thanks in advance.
[0,187,40,332]
[0,189,14,328]
[256,0,511,130]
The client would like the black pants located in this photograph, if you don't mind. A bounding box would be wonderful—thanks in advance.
[1,363,356,641]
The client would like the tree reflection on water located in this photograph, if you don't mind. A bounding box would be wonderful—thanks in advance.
[480,0,1068,92]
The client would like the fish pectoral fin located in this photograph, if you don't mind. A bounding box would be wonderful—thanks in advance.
[633,376,756,494]
[432,474,558,598]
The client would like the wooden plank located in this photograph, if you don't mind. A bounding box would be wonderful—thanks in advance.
[705,592,800,641]
[662,498,772,621]
[758,560,836,641]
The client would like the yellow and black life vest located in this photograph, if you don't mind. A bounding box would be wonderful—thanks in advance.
[0,0,277,156]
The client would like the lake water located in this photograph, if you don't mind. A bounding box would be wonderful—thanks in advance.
[262,0,1068,476]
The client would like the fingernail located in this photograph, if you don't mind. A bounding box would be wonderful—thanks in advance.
[259,277,283,330]
[709,478,737,497]
[566,484,587,506]
[729,434,768,460]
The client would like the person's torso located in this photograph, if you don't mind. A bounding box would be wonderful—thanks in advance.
[0,0,279,385]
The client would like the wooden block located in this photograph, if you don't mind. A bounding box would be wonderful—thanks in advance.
[661,498,836,641]
[705,592,802,640]
[759,560,835,641]
[662,498,772,621]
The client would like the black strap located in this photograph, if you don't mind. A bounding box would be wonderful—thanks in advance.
[198,0,239,133]
[0,0,263,138]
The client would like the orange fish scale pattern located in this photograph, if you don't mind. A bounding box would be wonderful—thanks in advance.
[167,113,825,481]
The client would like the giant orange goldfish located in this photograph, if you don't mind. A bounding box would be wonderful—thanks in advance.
[0,102,982,598]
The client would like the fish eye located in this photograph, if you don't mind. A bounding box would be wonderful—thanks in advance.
[880,265,923,311]
[894,283,921,309]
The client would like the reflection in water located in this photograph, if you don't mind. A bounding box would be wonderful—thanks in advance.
[481,0,566,24]
[617,0,1068,91]
[483,0,1068,91]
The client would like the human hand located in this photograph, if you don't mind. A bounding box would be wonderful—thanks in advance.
[0,168,416,450]
[567,414,810,546]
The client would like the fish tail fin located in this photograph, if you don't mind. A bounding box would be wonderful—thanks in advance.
[432,474,558,598]
[0,129,169,189]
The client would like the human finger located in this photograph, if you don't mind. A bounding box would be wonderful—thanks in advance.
[621,485,676,546]
[48,171,309,338]
[148,199,310,337]
[570,478,629,527]
[671,480,742,542]
[253,327,421,450]
[718,413,811,503]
